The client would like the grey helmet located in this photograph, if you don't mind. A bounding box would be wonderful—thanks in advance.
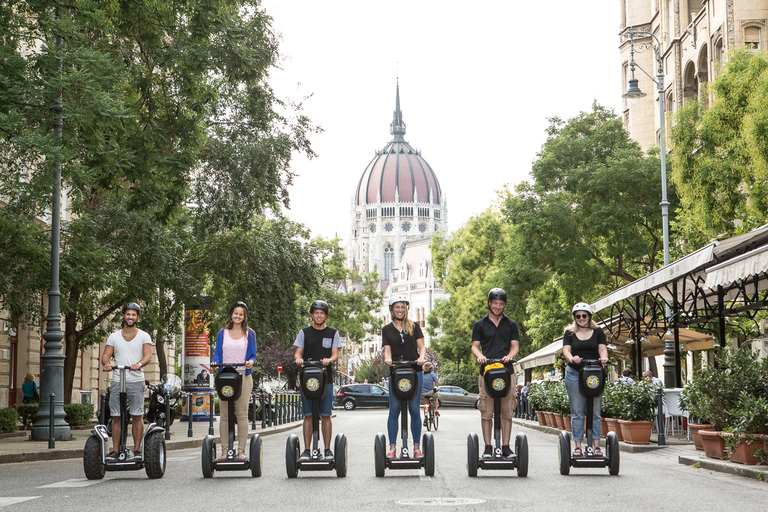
[122,302,141,315]
[309,300,329,315]
[487,288,507,303]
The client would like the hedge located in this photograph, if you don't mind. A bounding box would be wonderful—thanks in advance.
[0,407,17,433]
[16,403,39,426]
[64,403,95,426]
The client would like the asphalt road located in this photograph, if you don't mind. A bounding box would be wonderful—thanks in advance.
[1,408,766,511]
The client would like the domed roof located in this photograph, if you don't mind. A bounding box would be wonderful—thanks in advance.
[354,83,442,206]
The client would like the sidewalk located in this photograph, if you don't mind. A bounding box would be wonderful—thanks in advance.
[515,417,768,481]
[0,417,301,465]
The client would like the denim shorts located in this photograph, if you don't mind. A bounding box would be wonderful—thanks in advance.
[301,382,334,417]
[109,380,146,417]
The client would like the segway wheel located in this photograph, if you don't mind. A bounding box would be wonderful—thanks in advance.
[467,432,479,477]
[515,433,528,478]
[144,431,167,479]
[83,435,106,480]
[286,434,300,478]
[422,433,435,477]
[335,434,348,478]
[607,431,620,475]
[374,433,386,477]
[249,434,263,477]
[558,431,571,475]
[202,436,215,478]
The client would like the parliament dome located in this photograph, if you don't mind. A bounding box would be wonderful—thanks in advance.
[354,84,442,207]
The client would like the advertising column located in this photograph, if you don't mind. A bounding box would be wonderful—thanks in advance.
[184,308,213,420]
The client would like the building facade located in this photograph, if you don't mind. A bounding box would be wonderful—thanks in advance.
[345,83,448,366]
[620,0,768,151]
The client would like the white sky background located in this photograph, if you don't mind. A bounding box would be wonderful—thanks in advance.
[262,1,624,243]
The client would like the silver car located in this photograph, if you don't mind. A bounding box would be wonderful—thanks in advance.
[436,385,479,408]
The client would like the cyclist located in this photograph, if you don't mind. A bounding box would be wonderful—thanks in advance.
[421,361,440,425]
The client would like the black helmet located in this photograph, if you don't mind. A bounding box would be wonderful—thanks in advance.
[487,288,507,303]
[122,302,141,315]
[229,301,248,315]
[309,300,329,315]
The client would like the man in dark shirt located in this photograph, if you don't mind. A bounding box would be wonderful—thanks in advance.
[294,300,341,459]
[471,288,519,458]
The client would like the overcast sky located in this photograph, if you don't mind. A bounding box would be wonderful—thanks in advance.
[262,1,624,243]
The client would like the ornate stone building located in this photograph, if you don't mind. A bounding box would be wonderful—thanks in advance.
[344,83,448,370]
[620,0,768,150]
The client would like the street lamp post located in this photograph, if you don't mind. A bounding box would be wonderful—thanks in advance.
[623,30,676,387]
[32,23,70,441]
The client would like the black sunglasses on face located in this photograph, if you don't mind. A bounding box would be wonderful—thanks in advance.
[575,314,589,319]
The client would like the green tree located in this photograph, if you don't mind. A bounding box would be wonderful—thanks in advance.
[0,1,318,401]
[669,48,768,236]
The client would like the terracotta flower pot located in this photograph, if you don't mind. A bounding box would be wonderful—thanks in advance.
[618,419,653,445]
[565,414,572,432]
[688,423,713,451]
[555,413,566,430]
[543,411,554,427]
[699,430,727,460]
[723,433,763,465]
[604,417,624,442]
[601,418,608,438]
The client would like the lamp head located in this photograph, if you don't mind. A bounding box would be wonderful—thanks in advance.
[623,78,647,99]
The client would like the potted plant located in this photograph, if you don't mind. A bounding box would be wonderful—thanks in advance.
[601,380,624,442]
[527,382,547,425]
[722,392,768,465]
[616,379,657,445]
[551,381,570,430]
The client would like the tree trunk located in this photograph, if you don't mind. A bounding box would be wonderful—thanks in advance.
[154,288,168,378]
[63,287,81,404]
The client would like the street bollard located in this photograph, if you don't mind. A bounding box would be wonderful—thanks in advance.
[657,387,665,445]
[208,392,215,436]
[48,393,55,449]
[251,392,257,430]
[261,388,266,429]
[187,394,194,438]
[165,392,172,440]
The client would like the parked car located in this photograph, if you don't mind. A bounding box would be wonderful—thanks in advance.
[437,385,479,408]
[335,384,389,410]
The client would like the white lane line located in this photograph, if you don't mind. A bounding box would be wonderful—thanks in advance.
[167,456,197,461]
[0,497,40,507]
[38,478,111,488]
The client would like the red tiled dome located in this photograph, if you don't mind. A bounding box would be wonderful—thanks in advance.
[354,84,442,206]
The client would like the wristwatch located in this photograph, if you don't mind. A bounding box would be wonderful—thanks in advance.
[137,362,142,368]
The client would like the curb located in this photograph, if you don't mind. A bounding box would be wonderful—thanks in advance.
[679,454,768,481]
[0,422,301,465]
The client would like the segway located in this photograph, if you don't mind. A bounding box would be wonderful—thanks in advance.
[467,359,528,477]
[558,359,619,475]
[374,360,435,477]
[286,360,347,478]
[201,362,262,478]
[83,366,166,479]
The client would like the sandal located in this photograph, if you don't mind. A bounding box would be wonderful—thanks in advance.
[572,447,582,457]
[593,447,603,457]
[238,450,247,460]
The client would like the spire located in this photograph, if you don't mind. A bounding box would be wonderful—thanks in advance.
[390,78,406,141]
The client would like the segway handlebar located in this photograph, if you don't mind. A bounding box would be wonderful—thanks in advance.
[484,358,517,365]
[210,362,249,368]
[102,365,137,371]
[579,359,606,366]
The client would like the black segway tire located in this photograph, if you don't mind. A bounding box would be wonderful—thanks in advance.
[144,431,167,479]
[374,433,386,477]
[202,436,215,478]
[607,431,620,475]
[558,431,571,475]
[515,433,528,477]
[250,434,263,477]
[423,433,435,476]
[335,434,348,478]
[286,434,300,478]
[467,433,479,477]
[83,435,106,480]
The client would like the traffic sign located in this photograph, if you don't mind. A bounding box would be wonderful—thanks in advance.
[277,364,283,372]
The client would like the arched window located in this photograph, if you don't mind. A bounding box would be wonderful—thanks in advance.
[384,244,394,281]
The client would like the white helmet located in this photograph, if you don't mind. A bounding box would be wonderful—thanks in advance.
[572,302,592,315]
[389,294,410,307]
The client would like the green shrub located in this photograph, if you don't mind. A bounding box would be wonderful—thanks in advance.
[441,373,478,393]
[0,407,17,433]
[63,403,95,426]
[527,382,547,410]
[616,379,657,421]
[16,403,39,426]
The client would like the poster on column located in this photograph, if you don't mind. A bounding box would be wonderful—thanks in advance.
[184,309,213,419]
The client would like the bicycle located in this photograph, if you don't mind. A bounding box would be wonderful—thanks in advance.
[423,388,439,432]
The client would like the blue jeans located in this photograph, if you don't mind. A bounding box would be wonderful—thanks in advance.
[387,371,423,446]
[565,366,602,443]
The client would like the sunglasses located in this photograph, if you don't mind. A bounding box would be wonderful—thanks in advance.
[399,332,405,345]
[575,314,589,319]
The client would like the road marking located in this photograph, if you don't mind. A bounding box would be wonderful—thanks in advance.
[38,478,110,488]
[167,456,197,461]
[395,498,486,506]
[0,497,39,507]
